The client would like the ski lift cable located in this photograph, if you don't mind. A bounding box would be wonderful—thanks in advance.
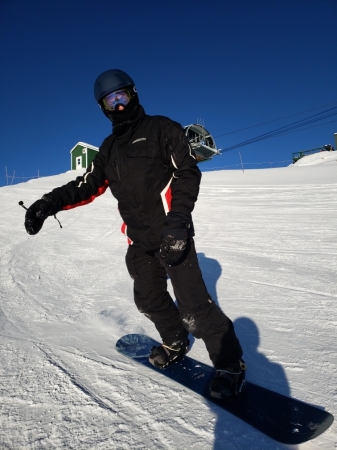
[220,117,337,153]
[244,109,337,143]
[214,101,337,139]
[220,109,337,153]
[221,113,337,153]
[271,119,337,137]
[259,118,335,145]
[232,106,337,144]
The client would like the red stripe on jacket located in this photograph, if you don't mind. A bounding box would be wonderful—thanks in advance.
[121,222,133,245]
[62,180,109,210]
[165,186,172,212]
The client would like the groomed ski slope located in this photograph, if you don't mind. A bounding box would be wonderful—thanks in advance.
[0,152,336,449]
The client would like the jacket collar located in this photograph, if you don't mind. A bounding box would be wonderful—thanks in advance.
[113,105,145,143]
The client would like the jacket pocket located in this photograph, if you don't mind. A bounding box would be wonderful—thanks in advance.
[125,247,155,280]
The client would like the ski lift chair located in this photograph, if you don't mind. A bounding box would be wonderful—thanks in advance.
[184,124,219,163]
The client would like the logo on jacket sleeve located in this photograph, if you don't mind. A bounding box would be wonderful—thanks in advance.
[132,137,147,144]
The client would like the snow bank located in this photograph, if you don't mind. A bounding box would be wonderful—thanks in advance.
[293,150,337,166]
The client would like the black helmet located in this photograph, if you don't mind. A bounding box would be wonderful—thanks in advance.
[94,69,135,103]
[94,69,139,124]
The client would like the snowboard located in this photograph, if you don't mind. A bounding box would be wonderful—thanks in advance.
[116,334,334,445]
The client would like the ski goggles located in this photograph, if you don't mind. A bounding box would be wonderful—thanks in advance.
[101,89,132,111]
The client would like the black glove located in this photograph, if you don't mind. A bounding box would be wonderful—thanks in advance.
[159,213,191,266]
[24,196,57,235]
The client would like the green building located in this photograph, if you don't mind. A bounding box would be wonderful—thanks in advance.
[70,142,98,170]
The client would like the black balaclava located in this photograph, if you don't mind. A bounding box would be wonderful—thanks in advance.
[104,93,142,137]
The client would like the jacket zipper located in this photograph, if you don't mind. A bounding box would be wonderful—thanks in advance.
[114,160,121,181]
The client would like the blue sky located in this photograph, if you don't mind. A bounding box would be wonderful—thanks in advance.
[1,0,336,186]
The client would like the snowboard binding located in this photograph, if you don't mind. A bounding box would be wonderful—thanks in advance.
[209,359,247,400]
[149,340,190,369]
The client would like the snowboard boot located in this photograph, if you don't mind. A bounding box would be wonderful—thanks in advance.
[149,339,190,369]
[209,359,246,400]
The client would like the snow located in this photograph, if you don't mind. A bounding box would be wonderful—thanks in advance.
[293,150,337,166]
[0,151,336,449]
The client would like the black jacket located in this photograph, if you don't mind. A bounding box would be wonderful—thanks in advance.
[47,106,201,251]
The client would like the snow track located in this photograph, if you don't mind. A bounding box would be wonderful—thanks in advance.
[0,163,336,449]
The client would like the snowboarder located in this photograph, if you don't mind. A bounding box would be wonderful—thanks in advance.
[24,69,245,399]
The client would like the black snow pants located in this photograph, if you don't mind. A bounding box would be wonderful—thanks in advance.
[125,239,242,369]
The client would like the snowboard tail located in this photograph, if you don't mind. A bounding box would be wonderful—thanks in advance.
[116,334,334,445]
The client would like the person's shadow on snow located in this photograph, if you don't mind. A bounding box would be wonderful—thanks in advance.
[233,317,290,397]
[197,252,221,306]
[198,253,294,449]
